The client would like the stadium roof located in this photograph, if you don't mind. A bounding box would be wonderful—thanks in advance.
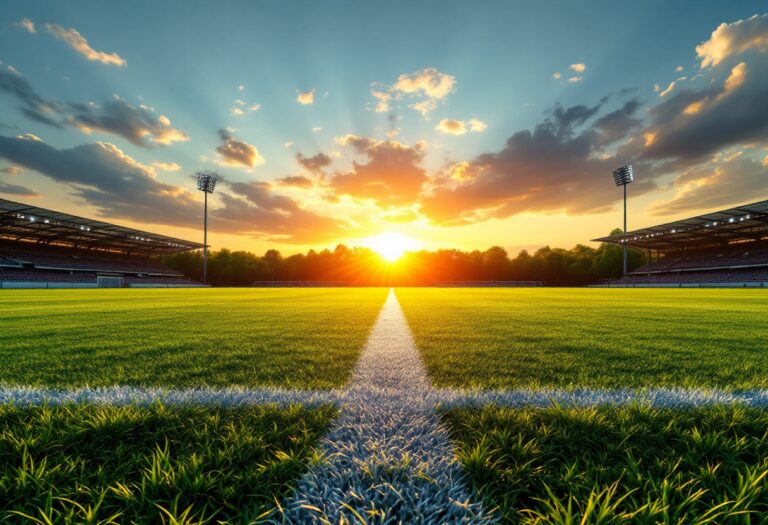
[592,198,768,250]
[0,198,203,255]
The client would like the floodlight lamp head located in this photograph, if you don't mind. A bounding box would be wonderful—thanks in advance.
[612,164,633,186]
[196,171,218,193]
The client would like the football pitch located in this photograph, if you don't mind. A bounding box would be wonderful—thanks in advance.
[1,287,766,522]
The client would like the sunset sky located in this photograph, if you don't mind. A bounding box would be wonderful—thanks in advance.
[1,1,767,255]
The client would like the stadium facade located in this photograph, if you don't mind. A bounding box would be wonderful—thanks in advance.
[593,199,768,288]
[0,199,204,288]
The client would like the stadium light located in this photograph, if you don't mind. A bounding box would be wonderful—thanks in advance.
[196,171,218,284]
[612,164,633,276]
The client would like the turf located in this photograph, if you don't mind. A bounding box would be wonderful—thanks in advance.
[0,402,337,524]
[444,404,768,524]
[0,288,388,389]
[396,288,768,389]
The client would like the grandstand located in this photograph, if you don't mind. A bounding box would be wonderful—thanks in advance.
[0,199,204,288]
[593,199,768,288]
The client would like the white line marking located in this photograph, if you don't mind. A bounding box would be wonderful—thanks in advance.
[278,289,493,523]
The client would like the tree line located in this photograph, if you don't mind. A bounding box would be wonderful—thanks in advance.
[161,230,646,286]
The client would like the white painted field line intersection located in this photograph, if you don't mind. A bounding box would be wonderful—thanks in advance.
[278,289,493,524]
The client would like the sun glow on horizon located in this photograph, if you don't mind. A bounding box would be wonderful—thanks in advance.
[363,232,422,262]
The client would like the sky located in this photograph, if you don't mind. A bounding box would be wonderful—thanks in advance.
[1,0,767,255]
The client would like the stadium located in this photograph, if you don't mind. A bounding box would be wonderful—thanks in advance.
[0,198,204,288]
[594,198,768,287]
[2,2,768,523]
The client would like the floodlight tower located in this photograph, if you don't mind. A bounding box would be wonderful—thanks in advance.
[196,171,218,284]
[612,164,634,276]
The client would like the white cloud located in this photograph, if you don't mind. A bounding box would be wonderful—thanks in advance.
[151,161,181,172]
[567,76,583,83]
[44,24,126,67]
[230,107,245,116]
[468,118,487,132]
[15,18,36,33]
[297,90,315,105]
[435,119,466,135]
[553,72,562,80]
[238,85,245,92]
[696,13,768,68]
[569,63,586,73]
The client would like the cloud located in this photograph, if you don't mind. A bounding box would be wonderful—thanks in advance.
[215,129,264,168]
[210,180,347,243]
[649,155,768,215]
[0,70,188,146]
[151,161,180,172]
[1,165,24,175]
[393,68,455,99]
[0,68,62,128]
[15,18,36,33]
[0,181,39,198]
[277,175,314,188]
[17,133,43,142]
[570,63,586,73]
[44,24,126,67]
[297,90,315,105]
[722,61,747,94]
[420,100,657,225]
[0,134,344,243]
[238,85,245,92]
[296,152,332,174]
[331,135,428,206]
[434,118,487,135]
[435,119,466,135]
[0,135,199,226]
[696,13,768,68]
[249,104,261,111]
[592,99,643,145]
[372,68,456,117]
[641,57,768,163]
[676,65,685,72]
[658,77,686,97]
[468,119,488,132]
[311,126,322,132]
[567,76,583,83]
[283,141,294,148]
[371,89,391,112]
[68,96,189,146]
[553,72,562,80]
[230,107,244,116]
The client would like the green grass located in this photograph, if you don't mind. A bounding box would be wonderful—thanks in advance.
[396,288,768,389]
[444,405,768,524]
[0,402,337,524]
[0,288,387,389]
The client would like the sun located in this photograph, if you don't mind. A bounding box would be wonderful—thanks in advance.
[364,232,421,262]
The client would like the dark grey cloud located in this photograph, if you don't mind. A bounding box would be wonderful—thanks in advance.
[215,129,264,168]
[0,181,39,198]
[0,134,200,226]
[593,99,643,146]
[211,185,348,243]
[0,134,345,243]
[421,100,657,225]
[0,69,187,147]
[296,152,332,174]
[66,97,189,146]
[650,156,768,215]
[0,68,62,128]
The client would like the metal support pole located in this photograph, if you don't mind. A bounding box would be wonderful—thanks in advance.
[623,183,627,276]
[203,190,208,284]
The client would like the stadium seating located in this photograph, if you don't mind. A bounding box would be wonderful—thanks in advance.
[0,242,182,275]
[0,240,200,287]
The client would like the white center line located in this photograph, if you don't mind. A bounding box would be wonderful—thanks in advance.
[279,289,493,523]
